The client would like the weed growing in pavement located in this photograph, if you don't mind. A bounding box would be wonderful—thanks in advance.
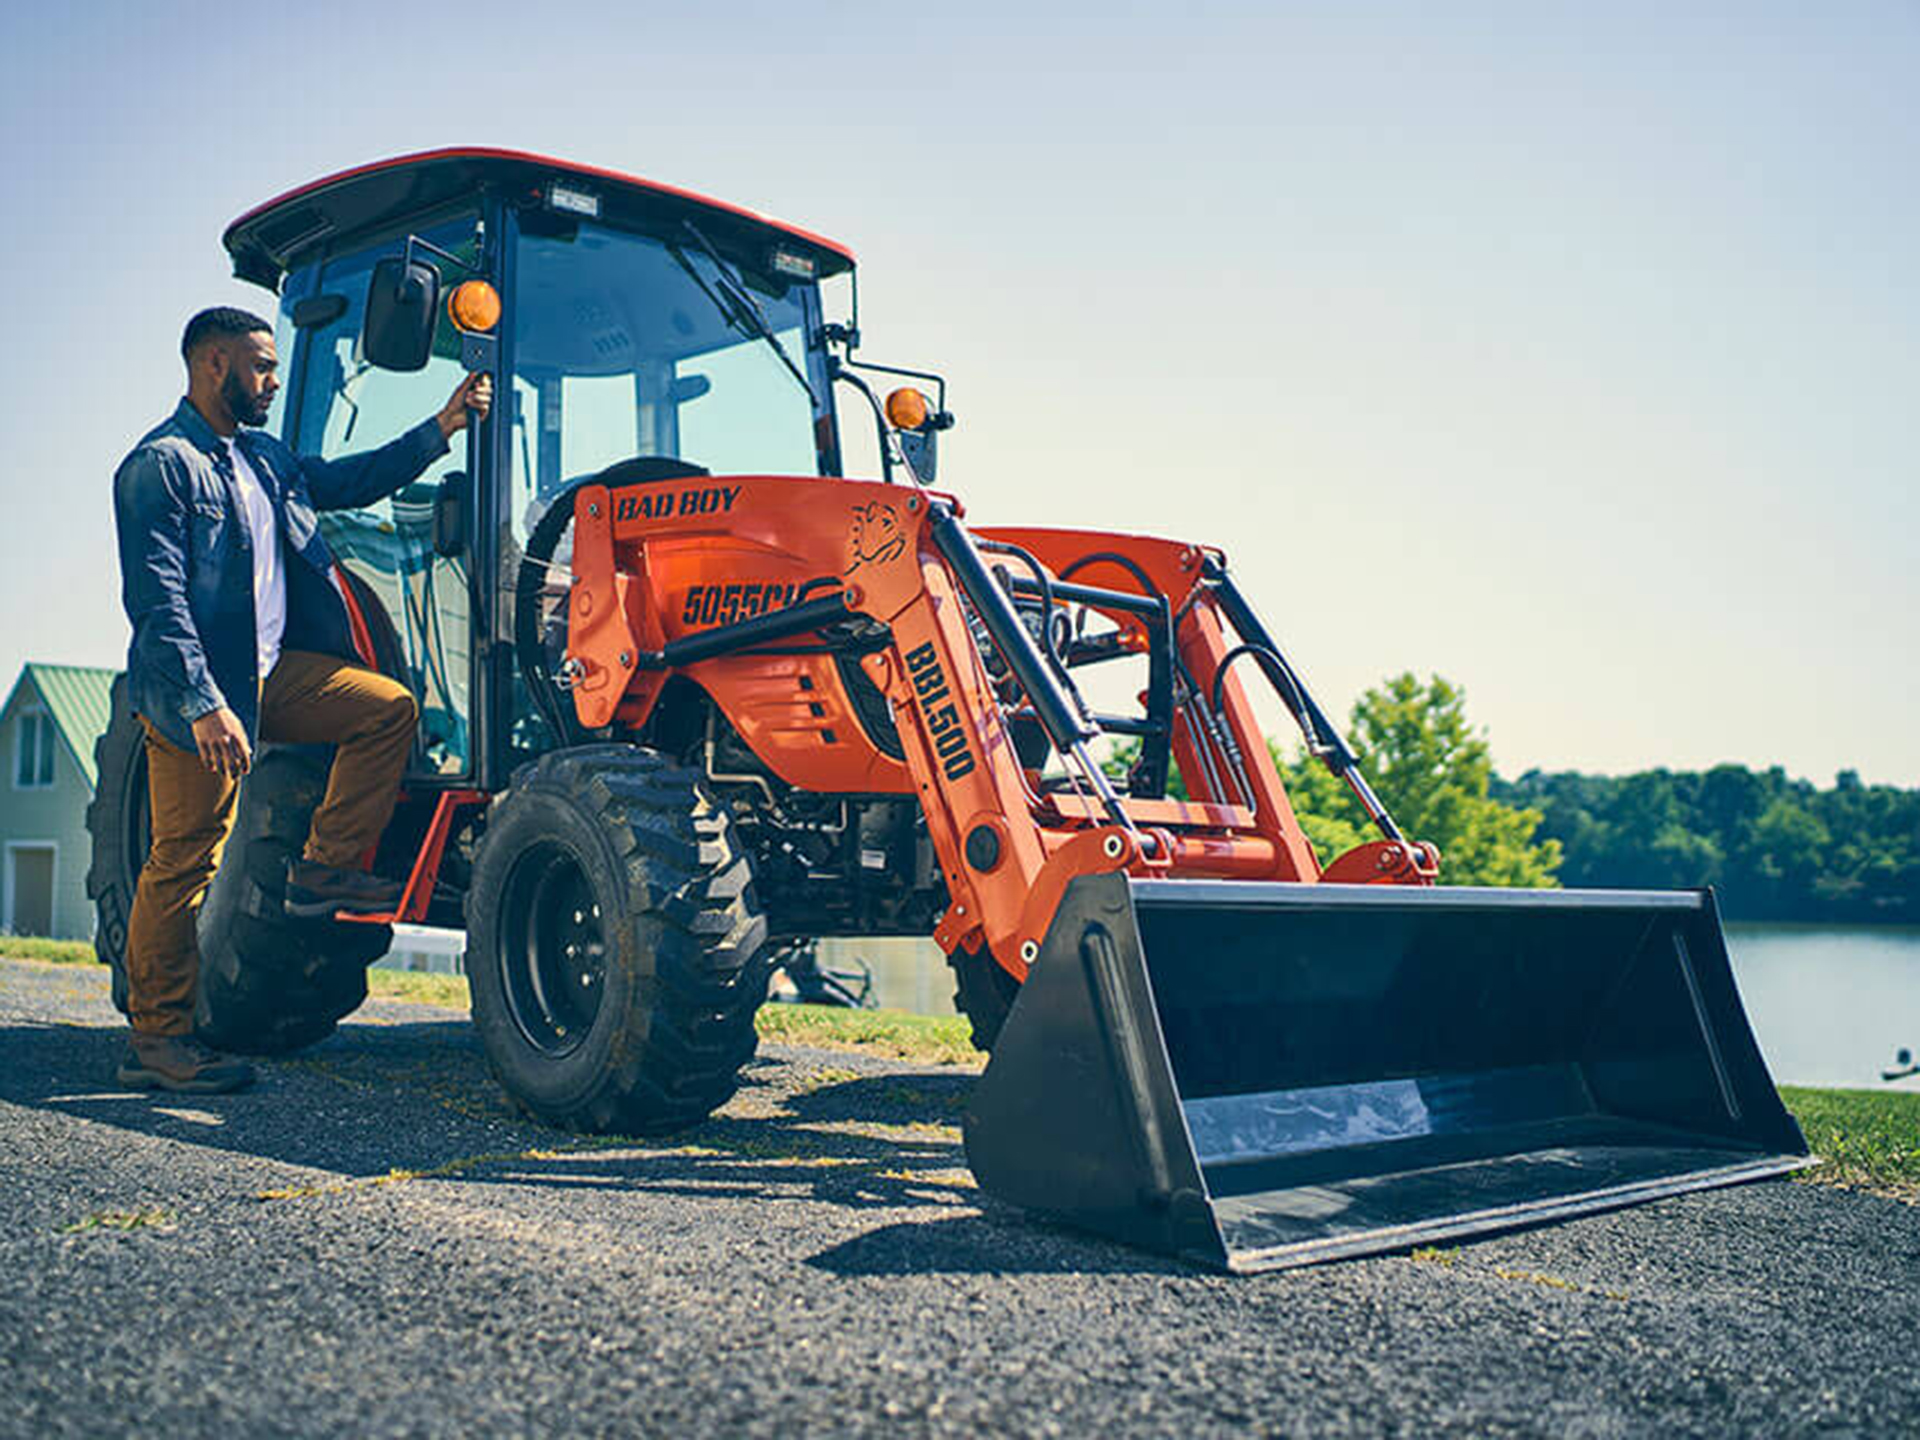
[1408,1246,1627,1299]
[59,1207,175,1234]
[789,1066,864,1095]
[255,1146,613,1201]
[1493,1267,1630,1302]
[1494,1266,1576,1291]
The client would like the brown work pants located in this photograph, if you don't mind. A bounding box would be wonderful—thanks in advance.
[125,651,417,1036]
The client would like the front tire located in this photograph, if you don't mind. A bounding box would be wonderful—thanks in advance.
[947,940,1022,1053]
[466,744,770,1134]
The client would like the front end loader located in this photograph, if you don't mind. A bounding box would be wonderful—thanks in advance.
[89,149,1809,1270]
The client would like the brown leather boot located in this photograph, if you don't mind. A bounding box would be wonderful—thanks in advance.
[284,858,404,919]
[116,1033,255,1094]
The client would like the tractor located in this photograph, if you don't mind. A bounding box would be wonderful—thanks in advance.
[89,149,1809,1270]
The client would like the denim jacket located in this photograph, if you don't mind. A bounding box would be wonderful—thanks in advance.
[113,398,448,753]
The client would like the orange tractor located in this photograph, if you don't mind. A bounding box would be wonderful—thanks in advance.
[89,150,1808,1269]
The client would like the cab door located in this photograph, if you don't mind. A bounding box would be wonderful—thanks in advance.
[283,212,489,779]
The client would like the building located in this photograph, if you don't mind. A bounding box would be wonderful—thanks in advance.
[0,664,117,940]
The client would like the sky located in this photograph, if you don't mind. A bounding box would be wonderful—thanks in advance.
[1,1,1914,785]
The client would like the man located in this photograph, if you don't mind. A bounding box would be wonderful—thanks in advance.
[112,306,492,1094]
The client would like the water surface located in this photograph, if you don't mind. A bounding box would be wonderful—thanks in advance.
[1727,923,1920,1090]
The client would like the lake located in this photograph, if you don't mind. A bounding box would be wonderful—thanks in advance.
[1726,923,1920,1090]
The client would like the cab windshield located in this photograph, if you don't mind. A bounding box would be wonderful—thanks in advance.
[509,212,831,536]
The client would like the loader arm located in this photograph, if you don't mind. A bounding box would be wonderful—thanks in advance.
[559,473,1436,978]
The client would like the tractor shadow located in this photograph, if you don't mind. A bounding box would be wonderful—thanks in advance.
[3,1008,1134,1268]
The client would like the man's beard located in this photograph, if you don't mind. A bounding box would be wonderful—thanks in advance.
[221,371,272,427]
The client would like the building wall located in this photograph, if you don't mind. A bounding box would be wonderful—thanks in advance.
[0,688,96,940]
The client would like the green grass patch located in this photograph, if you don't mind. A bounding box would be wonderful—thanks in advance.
[1781,1085,1920,1196]
[366,969,471,1011]
[360,969,980,1068]
[755,1004,983,1068]
[0,937,100,966]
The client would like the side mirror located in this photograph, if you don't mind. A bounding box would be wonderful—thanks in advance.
[363,257,440,372]
[433,471,467,558]
[899,428,938,485]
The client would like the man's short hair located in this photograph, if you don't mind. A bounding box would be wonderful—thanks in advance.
[181,307,272,360]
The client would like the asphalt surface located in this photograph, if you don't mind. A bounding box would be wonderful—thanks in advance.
[3,956,1918,1439]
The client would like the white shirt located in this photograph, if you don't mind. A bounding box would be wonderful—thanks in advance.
[226,438,287,679]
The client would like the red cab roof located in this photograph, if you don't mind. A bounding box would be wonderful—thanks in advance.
[223,146,855,289]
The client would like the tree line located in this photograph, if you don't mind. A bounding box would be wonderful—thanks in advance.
[1493,764,1920,924]
[1110,671,1917,922]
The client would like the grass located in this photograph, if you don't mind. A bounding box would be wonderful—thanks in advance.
[1,937,97,965]
[361,972,984,1066]
[1780,1085,1920,1198]
[365,969,472,1010]
[755,1004,982,1068]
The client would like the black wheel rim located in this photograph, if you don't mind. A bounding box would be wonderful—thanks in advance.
[500,843,607,1057]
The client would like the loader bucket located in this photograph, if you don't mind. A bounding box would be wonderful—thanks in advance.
[964,873,1811,1272]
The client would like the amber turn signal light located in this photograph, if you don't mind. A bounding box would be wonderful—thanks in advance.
[885,387,931,430]
[447,280,502,333]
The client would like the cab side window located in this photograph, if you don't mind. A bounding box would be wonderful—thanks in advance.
[293,215,483,776]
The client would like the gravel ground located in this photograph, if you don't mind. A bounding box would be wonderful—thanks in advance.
[3,955,1917,1439]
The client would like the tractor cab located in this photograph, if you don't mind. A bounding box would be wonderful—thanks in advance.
[224,148,856,789]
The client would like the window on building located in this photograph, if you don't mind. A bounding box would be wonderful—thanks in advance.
[13,709,54,789]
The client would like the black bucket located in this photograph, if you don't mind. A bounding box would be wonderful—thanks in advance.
[964,872,1811,1272]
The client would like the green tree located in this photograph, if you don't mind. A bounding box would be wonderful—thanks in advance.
[1276,673,1562,887]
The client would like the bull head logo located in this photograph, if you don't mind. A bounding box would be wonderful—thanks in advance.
[846,501,906,573]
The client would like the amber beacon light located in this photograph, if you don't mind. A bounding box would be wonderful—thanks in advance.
[885,386,931,430]
[448,280,502,333]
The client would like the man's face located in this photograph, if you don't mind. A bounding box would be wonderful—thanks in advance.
[216,332,279,427]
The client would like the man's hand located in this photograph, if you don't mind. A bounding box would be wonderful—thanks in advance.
[436,372,494,439]
[191,708,252,779]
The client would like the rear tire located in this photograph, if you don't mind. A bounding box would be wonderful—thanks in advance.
[192,747,389,1054]
[466,744,771,1135]
[86,681,384,1051]
[85,675,147,1015]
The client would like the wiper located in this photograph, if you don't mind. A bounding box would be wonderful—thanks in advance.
[676,220,820,409]
[335,355,371,444]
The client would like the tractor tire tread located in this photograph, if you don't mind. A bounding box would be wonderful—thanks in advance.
[467,743,770,1136]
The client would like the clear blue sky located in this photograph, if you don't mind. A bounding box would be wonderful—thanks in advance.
[2,2,1914,783]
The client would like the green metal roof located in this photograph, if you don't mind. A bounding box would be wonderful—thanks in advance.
[8,664,119,789]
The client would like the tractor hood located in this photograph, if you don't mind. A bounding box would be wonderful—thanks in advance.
[222,147,856,292]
